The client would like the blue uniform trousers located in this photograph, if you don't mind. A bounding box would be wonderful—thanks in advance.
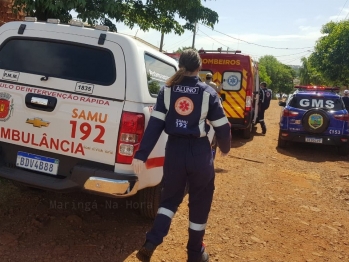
[146,135,215,262]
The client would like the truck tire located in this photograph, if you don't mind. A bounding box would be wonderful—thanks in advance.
[138,184,162,219]
[277,131,288,148]
[338,144,349,156]
[242,124,252,139]
[302,109,330,134]
[277,138,288,148]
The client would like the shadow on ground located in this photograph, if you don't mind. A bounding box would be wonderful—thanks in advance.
[0,179,153,262]
[230,127,259,149]
[276,141,349,163]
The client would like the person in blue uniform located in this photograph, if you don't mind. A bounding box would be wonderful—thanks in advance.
[258,82,271,135]
[342,90,349,112]
[132,49,231,262]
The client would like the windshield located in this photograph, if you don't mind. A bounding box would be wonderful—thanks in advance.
[0,38,116,85]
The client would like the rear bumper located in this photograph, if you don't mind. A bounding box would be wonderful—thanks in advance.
[228,111,253,129]
[279,130,349,146]
[0,164,139,197]
[0,142,139,197]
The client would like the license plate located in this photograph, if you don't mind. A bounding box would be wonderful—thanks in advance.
[16,151,59,175]
[305,137,323,144]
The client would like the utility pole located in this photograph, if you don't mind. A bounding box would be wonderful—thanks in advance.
[159,31,164,52]
[192,22,197,49]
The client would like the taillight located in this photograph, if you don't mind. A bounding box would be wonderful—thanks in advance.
[245,89,251,112]
[334,114,349,121]
[283,109,299,117]
[116,112,145,164]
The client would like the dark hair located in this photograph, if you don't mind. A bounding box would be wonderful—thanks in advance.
[166,49,201,86]
[260,82,267,87]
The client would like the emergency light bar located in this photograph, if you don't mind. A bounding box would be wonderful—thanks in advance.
[198,49,241,54]
[47,19,60,24]
[294,85,339,91]
[95,25,109,31]
[69,19,84,27]
[24,17,37,22]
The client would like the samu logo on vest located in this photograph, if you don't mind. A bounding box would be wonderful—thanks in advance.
[173,85,199,94]
[175,97,194,116]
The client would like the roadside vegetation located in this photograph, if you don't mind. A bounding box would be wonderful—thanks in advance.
[10,1,349,93]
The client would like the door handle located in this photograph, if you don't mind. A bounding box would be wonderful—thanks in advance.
[25,93,57,112]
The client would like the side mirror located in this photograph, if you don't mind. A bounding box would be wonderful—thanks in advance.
[279,101,286,107]
[220,94,226,101]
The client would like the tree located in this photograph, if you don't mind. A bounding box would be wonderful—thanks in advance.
[310,20,349,86]
[0,0,25,26]
[173,46,196,53]
[12,0,219,35]
[299,57,310,85]
[147,73,161,95]
[258,55,295,95]
[299,57,327,86]
[258,64,271,87]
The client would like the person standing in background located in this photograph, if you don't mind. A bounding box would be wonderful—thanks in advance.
[258,82,272,135]
[205,72,221,94]
[342,90,349,111]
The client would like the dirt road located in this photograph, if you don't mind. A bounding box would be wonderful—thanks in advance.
[0,100,349,262]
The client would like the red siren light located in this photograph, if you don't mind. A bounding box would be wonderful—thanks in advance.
[294,85,339,91]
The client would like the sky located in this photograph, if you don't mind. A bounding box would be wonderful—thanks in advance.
[97,0,349,66]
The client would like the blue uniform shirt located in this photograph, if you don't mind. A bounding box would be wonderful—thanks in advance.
[259,88,272,110]
[342,96,349,111]
[134,76,231,162]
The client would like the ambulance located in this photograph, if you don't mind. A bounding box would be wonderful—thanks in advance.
[198,49,260,139]
[0,18,180,219]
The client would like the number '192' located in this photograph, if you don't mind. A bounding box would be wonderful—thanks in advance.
[70,121,105,143]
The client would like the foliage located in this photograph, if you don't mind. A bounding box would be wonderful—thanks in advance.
[290,65,300,77]
[309,20,349,86]
[148,81,161,95]
[258,55,296,95]
[299,57,327,86]
[12,0,219,35]
[258,64,271,87]
[147,73,161,95]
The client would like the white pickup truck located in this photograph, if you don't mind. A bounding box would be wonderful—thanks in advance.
[0,18,182,218]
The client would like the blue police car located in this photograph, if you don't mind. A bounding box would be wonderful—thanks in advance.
[278,85,349,155]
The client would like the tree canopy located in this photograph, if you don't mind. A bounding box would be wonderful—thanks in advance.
[299,57,327,86]
[309,20,349,86]
[258,64,271,88]
[12,0,219,34]
[258,55,295,95]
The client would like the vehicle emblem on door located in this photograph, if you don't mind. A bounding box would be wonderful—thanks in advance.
[26,117,50,128]
[227,75,239,86]
[0,92,14,122]
[308,114,323,129]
